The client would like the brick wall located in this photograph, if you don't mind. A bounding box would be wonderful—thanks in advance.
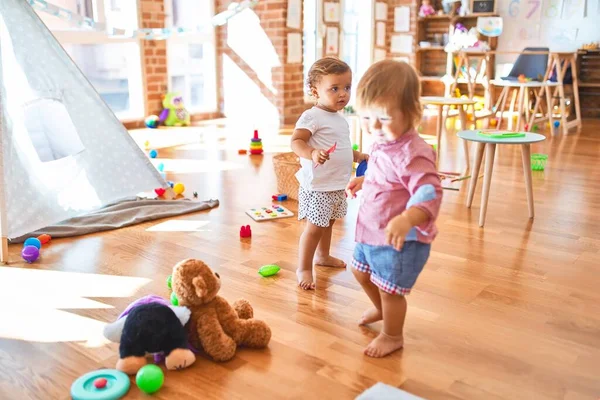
[215,0,307,126]
[386,0,418,66]
[139,0,169,118]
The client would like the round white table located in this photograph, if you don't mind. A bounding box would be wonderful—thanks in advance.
[457,130,546,227]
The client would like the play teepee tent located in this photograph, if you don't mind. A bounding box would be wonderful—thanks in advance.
[0,0,168,262]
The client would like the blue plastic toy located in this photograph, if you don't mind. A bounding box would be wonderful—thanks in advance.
[271,194,288,201]
[553,121,560,128]
[70,369,130,400]
[24,237,42,249]
[149,149,158,158]
[356,160,368,177]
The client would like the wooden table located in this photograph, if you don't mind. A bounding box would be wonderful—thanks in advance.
[490,80,559,132]
[447,50,581,134]
[457,130,546,227]
[421,96,476,172]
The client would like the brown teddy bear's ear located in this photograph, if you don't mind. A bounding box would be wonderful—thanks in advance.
[192,276,206,298]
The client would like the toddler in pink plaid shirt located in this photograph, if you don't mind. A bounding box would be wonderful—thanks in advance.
[346,61,443,358]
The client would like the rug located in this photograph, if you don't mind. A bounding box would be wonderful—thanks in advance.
[9,197,219,243]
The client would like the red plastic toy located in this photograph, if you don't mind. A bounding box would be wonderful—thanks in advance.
[272,194,288,201]
[240,225,252,238]
[94,378,108,389]
[155,188,166,197]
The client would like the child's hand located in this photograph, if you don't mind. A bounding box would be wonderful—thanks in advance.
[385,215,413,251]
[311,148,330,165]
[345,176,364,198]
[357,153,369,163]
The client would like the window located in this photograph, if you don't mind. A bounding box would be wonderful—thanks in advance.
[303,0,323,101]
[34,0,143,119]
[341,0,374,106]
[165,0,217,113]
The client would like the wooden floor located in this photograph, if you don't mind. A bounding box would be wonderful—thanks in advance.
[1,117,599,400]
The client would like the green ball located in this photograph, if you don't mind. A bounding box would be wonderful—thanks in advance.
[352,144,359,151]
[136,364,164,394]
[166,275,172,289]
[170,291,179,306]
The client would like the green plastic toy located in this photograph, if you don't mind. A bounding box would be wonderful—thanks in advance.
[166,275,172,290]
[135,365,164,394]
[258,264,280,277]
[477,130,526,139]
[158,93,190,127]
[531,153,548,171]
[170,291,179,306]
[352,144,359,151]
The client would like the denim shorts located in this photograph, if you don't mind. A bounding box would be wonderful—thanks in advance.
[351,241,431,295]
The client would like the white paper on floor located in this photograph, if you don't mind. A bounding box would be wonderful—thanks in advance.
[146,220,211,232]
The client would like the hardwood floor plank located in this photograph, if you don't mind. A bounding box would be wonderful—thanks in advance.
[1,118,599,399]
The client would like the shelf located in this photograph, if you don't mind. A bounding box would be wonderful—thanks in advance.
[418,13,498,22]
[417,46,445,52]
[579,82,600,88]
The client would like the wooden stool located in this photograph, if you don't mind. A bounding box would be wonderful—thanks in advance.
[446,51,494,125]
[457,130,546,227]
[541,52,583,135]
[491,80,559,132]
[420,96,476,173]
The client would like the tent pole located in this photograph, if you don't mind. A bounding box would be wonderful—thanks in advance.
[0,35,8,264]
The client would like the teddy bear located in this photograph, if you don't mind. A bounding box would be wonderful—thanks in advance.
[171,259,271,362]
[103,295,196,374]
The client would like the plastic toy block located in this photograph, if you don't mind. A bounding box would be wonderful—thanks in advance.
[240,225,252,238]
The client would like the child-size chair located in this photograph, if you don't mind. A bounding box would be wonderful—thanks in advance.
[503,47,549,81]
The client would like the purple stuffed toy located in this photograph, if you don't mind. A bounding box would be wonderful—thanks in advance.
[103,295,197,375]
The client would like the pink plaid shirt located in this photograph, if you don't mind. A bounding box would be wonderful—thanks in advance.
[356,129,443,246]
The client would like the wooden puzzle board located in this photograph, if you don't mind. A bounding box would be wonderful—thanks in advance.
[245,205,295,221]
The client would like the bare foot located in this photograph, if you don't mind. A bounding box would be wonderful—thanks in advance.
[314,255,346,268]
[165,348,196,371]
[359,307,383,325]
[116,356,147,375]
[296,269,315,290]
[364,333,404,358]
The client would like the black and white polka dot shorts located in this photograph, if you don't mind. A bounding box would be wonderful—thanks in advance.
[298,187,348,228]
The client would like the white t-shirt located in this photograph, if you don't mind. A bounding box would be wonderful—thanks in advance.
[294,107,353,192]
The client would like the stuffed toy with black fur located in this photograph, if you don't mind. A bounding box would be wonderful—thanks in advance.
[103,295,196,375]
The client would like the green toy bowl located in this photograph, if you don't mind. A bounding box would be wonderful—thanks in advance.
[531,154,548,171]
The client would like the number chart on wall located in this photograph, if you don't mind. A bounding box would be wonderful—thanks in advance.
[498,0,595,57]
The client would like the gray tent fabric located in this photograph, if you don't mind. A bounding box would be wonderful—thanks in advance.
[9,197,219,243]
[0,0,168,239]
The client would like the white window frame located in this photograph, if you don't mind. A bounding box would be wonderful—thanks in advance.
[303,0,324,103]
[42,1,145,121]
[340,0,375,107]
[164,0,218,114]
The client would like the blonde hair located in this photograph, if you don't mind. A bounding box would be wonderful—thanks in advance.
[356,60,422,127]
[306,56,351,96]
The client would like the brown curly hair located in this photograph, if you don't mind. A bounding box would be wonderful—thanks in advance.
[306,56,351,97]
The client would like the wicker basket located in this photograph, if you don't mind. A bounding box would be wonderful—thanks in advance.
[273,152,301,200]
